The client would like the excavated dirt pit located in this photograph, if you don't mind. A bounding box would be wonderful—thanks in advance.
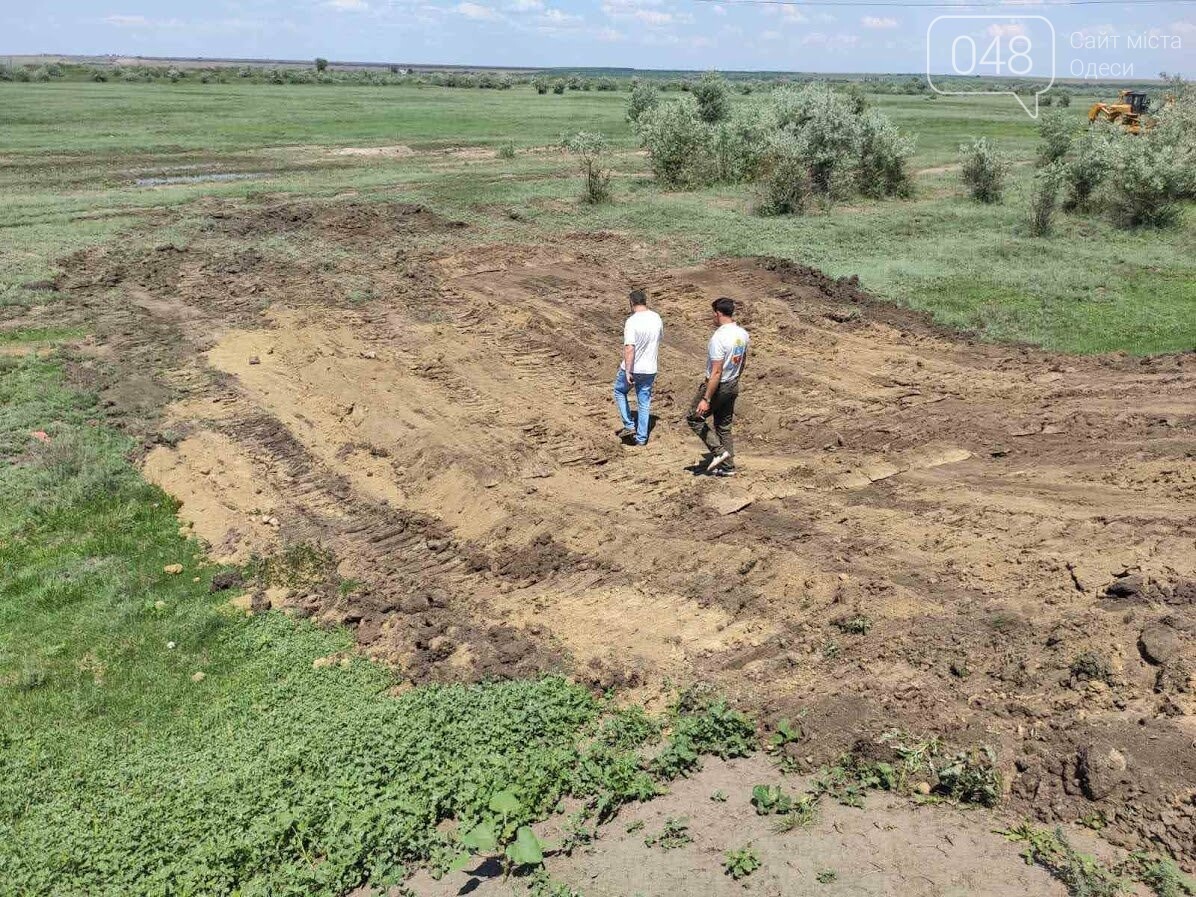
[45,197,1196,869]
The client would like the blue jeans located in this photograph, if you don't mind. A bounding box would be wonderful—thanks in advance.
[613,369,656,445]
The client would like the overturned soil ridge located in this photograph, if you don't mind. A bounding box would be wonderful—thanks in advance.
[40,197,1196,869]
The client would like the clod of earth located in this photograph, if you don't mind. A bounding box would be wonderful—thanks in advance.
[210,569,244,592]
[1077,743,1129,802]
[1138,624,1182,667]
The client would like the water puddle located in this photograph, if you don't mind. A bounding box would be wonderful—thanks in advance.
[135,172,265,187]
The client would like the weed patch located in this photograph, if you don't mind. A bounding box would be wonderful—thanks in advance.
[1120,851,1196,897]
[750,784,819,833]
[648,692,756,779]
[1004,825,1195,897]
[1004,824,1126,897]
[644,817,692,850]
[723,845,762,880]
[809,730,1000,809]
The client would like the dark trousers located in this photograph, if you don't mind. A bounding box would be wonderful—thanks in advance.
[687,377,739,465]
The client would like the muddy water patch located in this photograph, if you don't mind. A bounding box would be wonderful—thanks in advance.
[135,172,266,187]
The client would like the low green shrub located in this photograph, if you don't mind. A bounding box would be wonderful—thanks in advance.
[1037,109,1075,165]
[857,108,916,198]
[626,80,660,124]
[1028,162,1065,236]
[1104,133,1184,228]
[634,97,713,188]
[693,71,731,124]
[634,79,912,209]
[959,137,1011,203]
[562,130,612,203]
[756,129,810,216]
[1063,125,1116,211]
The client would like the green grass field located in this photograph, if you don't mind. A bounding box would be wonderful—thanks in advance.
[0,78,1193,895]
[2,81,1191,354]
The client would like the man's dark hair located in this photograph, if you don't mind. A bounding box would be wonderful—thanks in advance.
[629,288,648,307]
[712,296,735,317]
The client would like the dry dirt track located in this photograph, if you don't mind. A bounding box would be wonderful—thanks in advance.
[50,199,1196,867]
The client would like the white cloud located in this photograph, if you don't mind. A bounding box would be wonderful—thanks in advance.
[764,5,807,23]
[1072,23,1117,39]
[633,9,674,24]
[101,13,271,30]
[594,25,624,40]
[640,31,682,45]
[326,0,368,9]
[602,3,688,26]
[1163,19,1196,40]
[103,14,151,26]
[710,3,726,14]
[800,31,859,49]
[507,0,544,10]
[761,29,782,41]
[861,15,898,28]
[539,8,581,23]
[986,22,1025,37]
[456,1,500,19]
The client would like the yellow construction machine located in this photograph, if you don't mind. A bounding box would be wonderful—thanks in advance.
[1087,89,1171,134]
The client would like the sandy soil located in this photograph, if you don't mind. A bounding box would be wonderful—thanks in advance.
[402,754,1098,897]
[47,196,1196,870]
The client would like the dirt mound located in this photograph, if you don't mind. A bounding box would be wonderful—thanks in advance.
[49,201,452,440]
[203,199,463,239]
[45,197,1196,869]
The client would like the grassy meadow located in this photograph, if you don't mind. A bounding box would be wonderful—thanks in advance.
[0,77,1193,895]
[2,81,1193,353]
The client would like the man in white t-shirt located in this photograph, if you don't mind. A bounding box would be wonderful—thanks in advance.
[613,289,664,446]
[687,296,749,475]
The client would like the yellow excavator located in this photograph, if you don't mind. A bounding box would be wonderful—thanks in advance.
[1087,89,1171,134]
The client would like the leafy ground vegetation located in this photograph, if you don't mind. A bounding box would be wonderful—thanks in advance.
[1005,825,1196,897]
[0,354,756,893]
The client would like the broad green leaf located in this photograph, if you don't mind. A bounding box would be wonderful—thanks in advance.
[447,851,474,873]
[488,789,522,816]
[504,826,544,867]
[460,820,498,853]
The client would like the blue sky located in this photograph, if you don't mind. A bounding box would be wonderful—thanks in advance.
[3,0,1192,75]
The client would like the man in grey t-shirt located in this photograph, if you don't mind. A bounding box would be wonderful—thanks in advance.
[687,296,749,475]
[613,289,664,446]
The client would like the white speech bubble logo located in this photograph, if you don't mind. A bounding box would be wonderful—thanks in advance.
[926,15,1056,119]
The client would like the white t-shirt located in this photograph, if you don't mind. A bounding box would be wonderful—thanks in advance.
[706,322,749,383]
[621,309,664,375]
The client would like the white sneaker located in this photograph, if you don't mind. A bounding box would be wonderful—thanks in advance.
[707,450,731,472]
